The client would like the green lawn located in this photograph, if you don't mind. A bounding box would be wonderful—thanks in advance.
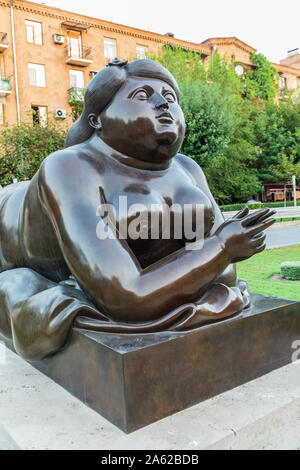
[237,245,300,301]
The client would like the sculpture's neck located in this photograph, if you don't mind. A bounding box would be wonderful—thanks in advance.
[88,133,171,171]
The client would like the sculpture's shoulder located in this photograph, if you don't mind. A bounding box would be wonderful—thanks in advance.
[40,146,81,174]
[39,145,88,184]
[174,153,207,185]
[37,146,86,202]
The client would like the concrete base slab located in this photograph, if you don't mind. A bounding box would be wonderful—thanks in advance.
[0,345,300,449]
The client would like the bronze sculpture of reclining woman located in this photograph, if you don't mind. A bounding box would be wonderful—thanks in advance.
[0,58,275,361]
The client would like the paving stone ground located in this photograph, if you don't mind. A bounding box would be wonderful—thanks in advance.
[0,345,300,450]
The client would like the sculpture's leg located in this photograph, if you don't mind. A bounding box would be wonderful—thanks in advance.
[0,268,106,361]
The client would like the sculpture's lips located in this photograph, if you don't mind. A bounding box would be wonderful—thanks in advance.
[156,112,174,124]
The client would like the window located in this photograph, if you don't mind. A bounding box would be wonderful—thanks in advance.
[28,63,46,87]
[136,45,148,60]
[32,105,47,127]
[104,38,117,60]
[279,76,287,93]
[89,70,98,80]
[26,20,42,45]
[67,30,82,58]
[0,103,4,125]
[69,69,85,89]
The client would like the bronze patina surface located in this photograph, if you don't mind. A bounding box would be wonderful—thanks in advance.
[2,294,300,433]
[0,58,275,361]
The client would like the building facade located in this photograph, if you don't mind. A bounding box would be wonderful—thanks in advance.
[0,0,299,128]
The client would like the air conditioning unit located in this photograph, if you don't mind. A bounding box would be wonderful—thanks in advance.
[55,109,67,119]
[53,34,65,45]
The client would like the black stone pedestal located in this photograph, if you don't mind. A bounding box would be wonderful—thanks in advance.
[2,294,300,433]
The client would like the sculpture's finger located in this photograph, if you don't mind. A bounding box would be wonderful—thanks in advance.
[252,231,263,238]
[251,209,276,225]
[254,243,266,254]
[233,206,249,219]
[251,233,266,247]
[241,208,270,227]
[247,218,275,236]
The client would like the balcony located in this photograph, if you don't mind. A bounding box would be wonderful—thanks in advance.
[0,78,11,97]
[65,45,93,66]
[0,32,8,53]
[68,87,85,102]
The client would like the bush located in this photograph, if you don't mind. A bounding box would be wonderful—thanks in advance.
[280,261,300,280]
[0,121,67,186]
[221,202,264,211]
[263,201,300,208]
[221,201,300,211]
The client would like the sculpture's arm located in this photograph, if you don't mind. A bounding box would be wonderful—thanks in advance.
[175,153,268,287]
[37,151,237,322]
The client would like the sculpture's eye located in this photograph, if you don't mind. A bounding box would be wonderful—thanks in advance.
[164,92,176,103]
[133,89,149,101]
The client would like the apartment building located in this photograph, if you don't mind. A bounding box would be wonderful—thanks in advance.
[0,0,299,127]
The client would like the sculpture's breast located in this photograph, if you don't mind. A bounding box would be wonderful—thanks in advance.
[109,183,168,241]
[172,185,215,238]
[108,180,215,243]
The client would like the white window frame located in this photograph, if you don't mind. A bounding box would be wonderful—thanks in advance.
[67,30,82,58]
[104,38,117,60]
[32,105,47,127]
[136,45,148,60]
[28,63,46,87]
[26,20,43,45]
[69,69,85,89]
[279,76,287,93]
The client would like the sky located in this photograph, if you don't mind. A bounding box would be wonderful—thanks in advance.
[34,0,299,63]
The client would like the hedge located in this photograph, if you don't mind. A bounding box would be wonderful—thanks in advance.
[220,201,300,212]
[280,262,300,280]
[220,203,264,211]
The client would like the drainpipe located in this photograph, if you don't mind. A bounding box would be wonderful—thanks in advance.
[10,0,24,178]
[10,0,21,125]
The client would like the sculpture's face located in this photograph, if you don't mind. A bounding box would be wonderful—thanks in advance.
[99,77,185,164]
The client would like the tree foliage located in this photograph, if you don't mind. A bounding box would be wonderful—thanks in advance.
[0,47,299,204]
[68,88,85,122]
[0,121,67,186]
[246,53,278,102]
[151,46,300,202]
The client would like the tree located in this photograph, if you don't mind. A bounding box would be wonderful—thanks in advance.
[151,46,261,202]
[243,53,278,102]
[269,154,300,184]
[68,88,85,122]
[254,99,300,183]
[0,120,67,186]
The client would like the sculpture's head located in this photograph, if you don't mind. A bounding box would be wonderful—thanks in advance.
[65,58,185,164]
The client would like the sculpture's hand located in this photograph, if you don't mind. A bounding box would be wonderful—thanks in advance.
[215,206,276,263]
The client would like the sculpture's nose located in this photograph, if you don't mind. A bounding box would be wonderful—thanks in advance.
[153,94,169,110]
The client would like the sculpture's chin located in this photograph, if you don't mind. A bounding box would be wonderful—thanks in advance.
[156,131,177,146]
[155,122,184,151]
